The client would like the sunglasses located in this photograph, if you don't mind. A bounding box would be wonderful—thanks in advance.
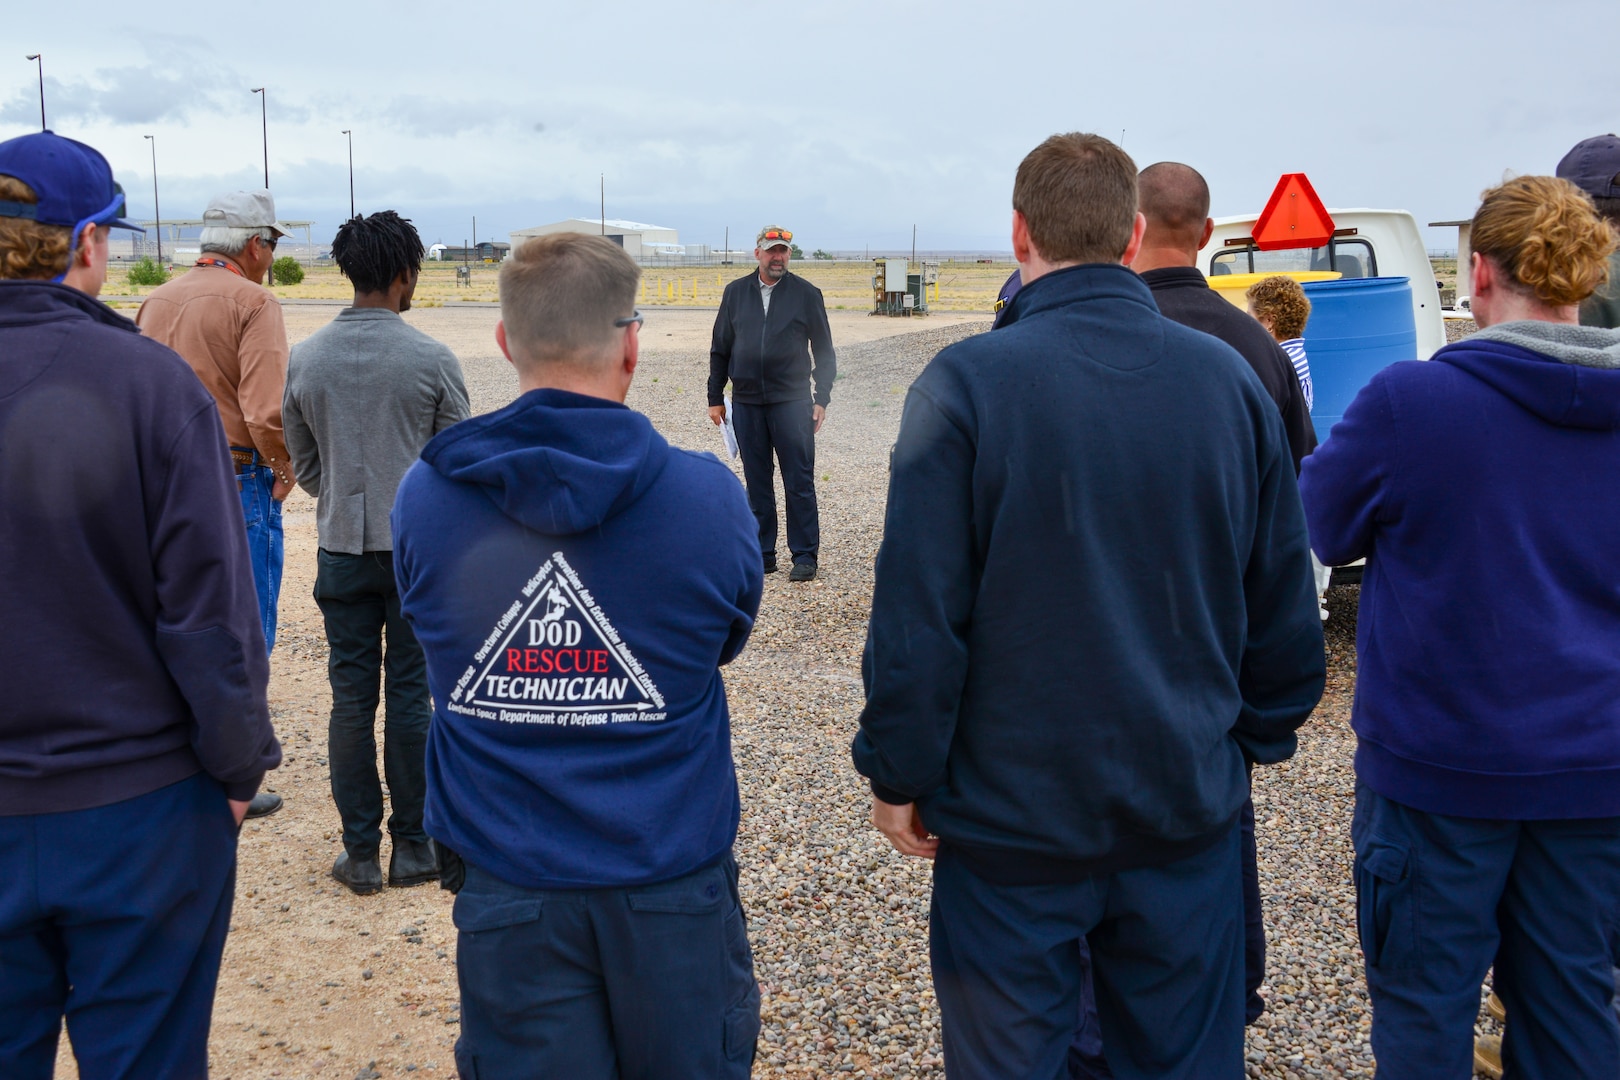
[614,310,644,329]
[260,234,279,252]
[759,229,792,243]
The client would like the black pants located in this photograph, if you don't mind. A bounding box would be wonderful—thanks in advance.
[732,399,819,564]
[313,549,430,860]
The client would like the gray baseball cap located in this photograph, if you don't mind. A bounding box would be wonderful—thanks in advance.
[202,189,298,238]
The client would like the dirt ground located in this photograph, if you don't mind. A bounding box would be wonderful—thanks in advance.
[53,307,982,1080]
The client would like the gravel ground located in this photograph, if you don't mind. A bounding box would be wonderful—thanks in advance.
[58,308,1472,1078]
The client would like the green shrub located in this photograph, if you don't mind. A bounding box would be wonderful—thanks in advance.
[126,256,168,286]
[789,243,804,259]
[271,256,305,285]
[811,249,834,260]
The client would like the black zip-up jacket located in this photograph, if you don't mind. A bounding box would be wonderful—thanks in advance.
[0,281,281,815]
[708,270,836,407]
[1141,267,1318,472]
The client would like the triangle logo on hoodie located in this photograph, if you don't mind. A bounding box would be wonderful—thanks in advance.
[443,551,668,727]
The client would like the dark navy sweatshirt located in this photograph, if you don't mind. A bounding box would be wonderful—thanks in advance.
[0,281,281,814]
[852,264,1326,883]
[1300,321,1620,819]
[392,389,763,889]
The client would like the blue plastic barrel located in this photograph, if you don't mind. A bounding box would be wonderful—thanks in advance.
[1300,277,1417,442]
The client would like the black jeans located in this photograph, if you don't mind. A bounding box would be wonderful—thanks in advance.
[313,549,430,859]
[731,399,819,564]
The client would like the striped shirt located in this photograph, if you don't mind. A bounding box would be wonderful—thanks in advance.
[1281,338,1312,412]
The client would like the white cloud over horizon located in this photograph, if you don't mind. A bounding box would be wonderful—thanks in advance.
[4,0,1615,252]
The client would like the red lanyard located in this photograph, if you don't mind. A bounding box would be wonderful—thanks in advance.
[195,257,245,277]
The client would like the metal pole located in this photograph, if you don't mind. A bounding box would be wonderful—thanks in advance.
[724,226,728,266]
[144,135,161,264]
[342,129,354,218]
[473,216,477,261]
[600,174,605,235]
[251,88,268,187]
[25,55,44,129]
[912,225,916,266]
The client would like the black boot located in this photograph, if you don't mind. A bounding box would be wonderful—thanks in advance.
[389,838,440,888]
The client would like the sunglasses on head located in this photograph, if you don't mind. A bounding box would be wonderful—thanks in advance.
[614,309,644,329]
[760,229,792,243]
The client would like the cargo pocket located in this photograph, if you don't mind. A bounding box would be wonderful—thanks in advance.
[1354,839,1411,969]
[451,892,543,935]
[724,983,761,1066]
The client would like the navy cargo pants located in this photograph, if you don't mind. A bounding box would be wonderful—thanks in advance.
[0,773,238,1079]
[731,399,819,567]
[932,824,1246,1080]
[1352,783,1620,1080]
[452,853,760,1079]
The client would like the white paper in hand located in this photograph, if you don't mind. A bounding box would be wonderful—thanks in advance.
[721,395,739,460]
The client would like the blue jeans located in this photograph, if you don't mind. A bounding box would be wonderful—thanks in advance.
[451,854,760,1079]
[236,453,283,654]
[931,826,1245,1080]
[1352,783,1620,1079]
[0,774,238,1079]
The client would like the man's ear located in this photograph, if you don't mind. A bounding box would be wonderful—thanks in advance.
[1199,217,1215,251]
[1121,212,1148,267]
[622,320,639,380]
[496,320,516,370]
[1012,210,1032,264]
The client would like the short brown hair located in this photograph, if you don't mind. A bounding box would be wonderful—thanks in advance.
[0,175,72,280]
[1012,133,1138,264]
[1472,175,1618,307]
[498,233,641,366]
[1246,275,1312,339]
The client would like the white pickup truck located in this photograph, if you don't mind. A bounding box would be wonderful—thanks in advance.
[1195,208,1448,360]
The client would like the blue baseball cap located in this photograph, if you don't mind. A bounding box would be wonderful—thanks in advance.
[0,130,144,235]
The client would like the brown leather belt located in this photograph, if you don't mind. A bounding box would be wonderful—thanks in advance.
[231,449,257,467]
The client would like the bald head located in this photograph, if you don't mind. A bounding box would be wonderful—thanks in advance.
[1138,162,1211,256]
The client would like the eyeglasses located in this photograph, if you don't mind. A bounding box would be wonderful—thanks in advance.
[759,228,792,243]
[260,234,279,252]
[614,310,644,329]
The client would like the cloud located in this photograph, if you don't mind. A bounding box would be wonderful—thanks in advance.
[0,68,229,127]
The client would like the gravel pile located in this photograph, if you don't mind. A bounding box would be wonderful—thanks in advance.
[447,317,1397,1078]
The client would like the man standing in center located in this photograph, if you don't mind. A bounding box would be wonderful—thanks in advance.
[709,225,836,581]
[283,210,469,895]
[853,133,1325,1078]
[394,234,764,1077]
[139,188,298,820]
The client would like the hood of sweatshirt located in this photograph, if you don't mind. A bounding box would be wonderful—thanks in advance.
[418,387,667,535]
[1435,320,1620,431]
[0,280,137,398]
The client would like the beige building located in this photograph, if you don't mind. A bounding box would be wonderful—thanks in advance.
[509,218,680,259]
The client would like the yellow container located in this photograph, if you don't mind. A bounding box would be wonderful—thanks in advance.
[1207,269,1341,309]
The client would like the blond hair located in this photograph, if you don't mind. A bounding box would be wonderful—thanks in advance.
[1472,175,1617,306]
[1246,276,1312,340]
[0,175,72,280]
[498,234,641,366]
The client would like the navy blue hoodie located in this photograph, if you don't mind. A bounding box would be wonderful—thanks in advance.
[1301,322,1620,819]
[392,389,762,889]
[0,281,280,814]
[852,264,1325,883]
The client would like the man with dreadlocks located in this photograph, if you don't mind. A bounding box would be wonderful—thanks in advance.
[284,210,470,895]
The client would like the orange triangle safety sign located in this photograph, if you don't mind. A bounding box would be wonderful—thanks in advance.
[1252,174,1336,251]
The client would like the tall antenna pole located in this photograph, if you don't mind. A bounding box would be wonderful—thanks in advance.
[342,129,354,218]
[600,174,605,235]
[251,88,268,187]
[25,54,44,130]
[144,135,161,264]
[912,225,917,265]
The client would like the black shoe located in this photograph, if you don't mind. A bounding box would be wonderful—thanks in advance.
[245,792,283,819]
[789,561,817,582]
[389,838,440,888]
[332,851,383,896]
[763,556,778,574]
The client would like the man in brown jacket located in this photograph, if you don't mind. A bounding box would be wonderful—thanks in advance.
[139,189,297,819]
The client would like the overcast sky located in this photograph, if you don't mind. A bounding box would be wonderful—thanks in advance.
[4,1,1614,253]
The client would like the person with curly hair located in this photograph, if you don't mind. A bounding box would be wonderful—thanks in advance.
[1299,174,1620,1079]
[1246,274,1313,410]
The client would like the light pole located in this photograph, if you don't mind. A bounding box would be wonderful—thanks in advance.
[341,129,354,219]
[144,135,161,265]
[250,87,268,188]
[24,54,44,130]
